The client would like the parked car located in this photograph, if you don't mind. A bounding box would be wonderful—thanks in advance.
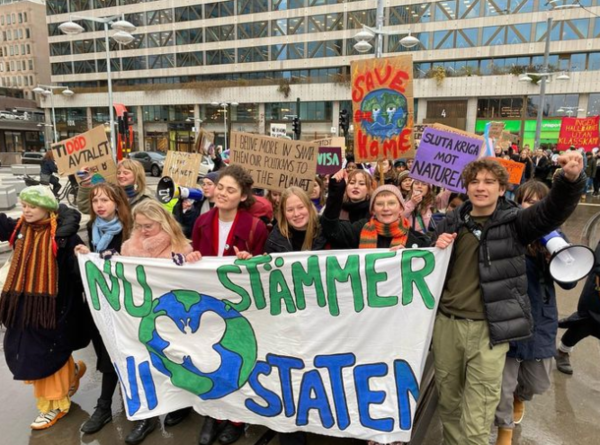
[21,152,45,165]
[198,156,215,179]
[128,151,165,177]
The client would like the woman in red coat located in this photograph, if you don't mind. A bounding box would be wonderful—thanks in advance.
[166,165,267,445]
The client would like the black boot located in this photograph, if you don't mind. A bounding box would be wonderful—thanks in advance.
[198,417,219,445]
[81,399,112,434]
[218,422,245,445]
[125,418,158,445]
[165,407,192,427]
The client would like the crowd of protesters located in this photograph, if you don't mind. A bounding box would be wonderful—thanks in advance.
[1,139,597,445]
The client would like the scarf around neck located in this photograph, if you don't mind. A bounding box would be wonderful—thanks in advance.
[92,216,123,252]
[123,184,137,198]
[0,217,58,329]
[359,216,410,249]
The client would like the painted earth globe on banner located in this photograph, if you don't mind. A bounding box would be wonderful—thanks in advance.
[139,290,257,400]
[360,88,408,140]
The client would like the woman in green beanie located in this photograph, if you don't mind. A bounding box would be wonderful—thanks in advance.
[0,185,90,430]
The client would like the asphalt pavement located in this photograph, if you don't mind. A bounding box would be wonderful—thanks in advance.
[0,171,599,445]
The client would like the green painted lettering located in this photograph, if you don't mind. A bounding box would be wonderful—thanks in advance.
[123,265,153,317]
[401,250,435,309]
[325,255,363,316]
[365,251,398,309]
[269,269,297,315]
[217,264,252,312]
[85,260,121,311]
[291,256,325,310]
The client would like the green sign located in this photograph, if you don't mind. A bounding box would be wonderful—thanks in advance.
[475,120,521,133]
[523,120,562,132]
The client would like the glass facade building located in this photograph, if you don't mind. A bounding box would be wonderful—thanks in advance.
[45,0,600,150]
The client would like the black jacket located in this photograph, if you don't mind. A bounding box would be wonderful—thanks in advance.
[0,205,90,380]
[433,172,585,346]
[265,224,328,254]
[322,177,430,250]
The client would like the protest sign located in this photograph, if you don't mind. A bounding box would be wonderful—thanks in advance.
[411,124,483,192]
[230,132,318,193]
[311,136,346,150]
[489,122,505,139]
[557,116,600,151]
[317,146,343,175]
[195,129,215,154]
[412,124,430,142]
[351,55,414,162]
[52,125,117,183]
[78,247,451,443]
[489,157,525,184]
[162,151,202,188]
[270,123,288,138]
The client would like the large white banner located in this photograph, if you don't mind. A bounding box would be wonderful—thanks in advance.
[78,248,451,443]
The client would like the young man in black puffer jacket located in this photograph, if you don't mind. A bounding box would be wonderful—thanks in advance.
[432,153,585,445]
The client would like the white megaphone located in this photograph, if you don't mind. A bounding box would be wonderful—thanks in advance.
[156,176,204,204]
[540,231,595,283]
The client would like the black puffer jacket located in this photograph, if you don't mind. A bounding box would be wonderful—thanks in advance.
[265,223,328,253]
[433,172,585,346]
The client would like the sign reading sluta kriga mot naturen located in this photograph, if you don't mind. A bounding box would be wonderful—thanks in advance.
[78,247,451,443]
[411,124,483,193]
[52,125,117,183]
[230,132,318,193]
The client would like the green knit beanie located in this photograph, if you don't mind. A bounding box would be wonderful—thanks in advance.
[19,185,59,212]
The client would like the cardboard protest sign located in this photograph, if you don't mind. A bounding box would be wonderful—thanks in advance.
[411,124,483,192]
[52,125,117,183]
[270,123,287,138]
[162,151,202,188]
[557,116,600,151]
[351,55,414,162]
[489,157,525,184]
[489,122,505,139]
[78,247,451,443]
[229,132,318,193]
[195,129,215,154]
[412,124,430,142]
[317,146,343,175]
[311,136,346,150]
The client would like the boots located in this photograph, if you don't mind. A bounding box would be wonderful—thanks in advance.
[81,398,112,434]
[555,350,574,375]
[513,394,525,424]
[125,418,158,445]
[495,427,513,445]
[199,417,218,445]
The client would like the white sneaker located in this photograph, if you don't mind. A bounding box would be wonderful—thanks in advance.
[31,409,67,430]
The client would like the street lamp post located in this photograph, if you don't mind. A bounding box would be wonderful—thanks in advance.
[211,102,238,150]
[59,16,135,160]
[32,84,74,145]
[353,0,420,58]
[558,106,584,117]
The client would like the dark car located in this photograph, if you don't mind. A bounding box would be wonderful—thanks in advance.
[128,151,166,177]
[21,152,45,165]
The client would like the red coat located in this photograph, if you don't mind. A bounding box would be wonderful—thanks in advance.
[192,207,268,257]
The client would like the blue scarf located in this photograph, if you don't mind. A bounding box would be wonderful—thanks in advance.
[123,184,137,198]
[92,217,123,252]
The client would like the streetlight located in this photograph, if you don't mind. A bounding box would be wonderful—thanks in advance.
[185,117,204,133]
[353,0,419,57]
[210,102,238,150]
[59,15,136,160]
[557,106,584,117]
[32,84,74,144]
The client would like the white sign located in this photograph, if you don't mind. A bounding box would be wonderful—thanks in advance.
[78,248,451,443]
[270,123,287,138]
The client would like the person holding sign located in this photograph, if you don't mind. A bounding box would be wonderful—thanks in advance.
[321,169,430,250]
[0,186,89,430]
[73,182,133,435]
[338,169,374,223]
[432,154,585,445]
[402,179,436,234]
[189,164,268,445]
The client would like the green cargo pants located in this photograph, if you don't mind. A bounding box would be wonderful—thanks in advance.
[432,312,509,445]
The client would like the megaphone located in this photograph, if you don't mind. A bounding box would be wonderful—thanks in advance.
[540,231,595,283]
[156,176,204,204]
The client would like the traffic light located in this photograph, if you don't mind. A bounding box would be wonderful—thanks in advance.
[292,116,301,138]
[123,111,130,133]
[339,109,349,136]
[117,116,125,134]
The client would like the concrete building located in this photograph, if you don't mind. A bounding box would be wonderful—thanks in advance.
[0,0,50,100]
[43,0,600,152]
